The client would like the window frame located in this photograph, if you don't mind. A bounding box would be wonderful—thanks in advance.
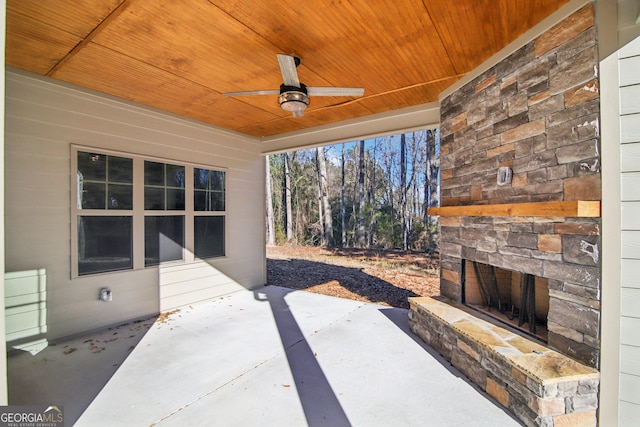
[71,145,227,279]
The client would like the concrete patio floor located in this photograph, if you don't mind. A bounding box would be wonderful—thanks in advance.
[8,286,522,426]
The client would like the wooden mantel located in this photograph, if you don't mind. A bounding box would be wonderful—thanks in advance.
[428,201,601,218]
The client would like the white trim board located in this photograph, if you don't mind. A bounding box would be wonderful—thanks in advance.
[259,102,440,154]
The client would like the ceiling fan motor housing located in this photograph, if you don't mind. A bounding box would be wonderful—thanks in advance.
[278,83,309,117]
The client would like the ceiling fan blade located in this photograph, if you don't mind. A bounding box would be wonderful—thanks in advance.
[277,54,300,87]
[223,89,280,97]
[307,87,365,97]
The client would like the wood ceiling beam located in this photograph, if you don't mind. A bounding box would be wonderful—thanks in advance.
[418,0,457,75]
[47,0,134,77]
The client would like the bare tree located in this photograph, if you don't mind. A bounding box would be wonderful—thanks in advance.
[265,155,275,246]
[425,130,440,250]
[266,130,437,250]
[410,132,426,219]
[358,140,366,247]
[368,139,378,247]
[428,130,440,209]
[383,137,395,213]
[400,133,408,250]
[284,152,293,242]
[316,147,334,247]
[423,130,432,226]
[315,154,324,245]
[341,143,346,247]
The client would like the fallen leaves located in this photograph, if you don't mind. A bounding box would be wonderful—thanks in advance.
[157,309,179,324]
[267,245,440,309]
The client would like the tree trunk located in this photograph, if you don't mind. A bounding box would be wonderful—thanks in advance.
[284,152,293,242]
[400,133,408,251]
[316,147,334,247]
[427,129,439,210]
[341,143,346,247]
[423,130,431,227]
[352,158,359,246]
[384,138,394,214]
[358,140,366,247]
[425,129,440,251]
[368,139,377,247]
[315,154,324,246]
[265,155,275,246]
[429,132,440,209]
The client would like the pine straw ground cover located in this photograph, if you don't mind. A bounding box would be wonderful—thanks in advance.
[266,245,440,309]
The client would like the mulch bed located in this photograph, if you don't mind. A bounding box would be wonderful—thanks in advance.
[266,245,440,309]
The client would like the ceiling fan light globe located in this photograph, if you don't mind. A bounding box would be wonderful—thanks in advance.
[278,91,309,117]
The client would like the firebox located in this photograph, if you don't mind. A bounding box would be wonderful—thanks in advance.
[463,260,549,342]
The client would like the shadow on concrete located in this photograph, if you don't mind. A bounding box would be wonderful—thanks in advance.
[7,315,156,426]
[377,307,466,376]
[267,258,418,308]
[255,286,351,427]
[377,307,523,424]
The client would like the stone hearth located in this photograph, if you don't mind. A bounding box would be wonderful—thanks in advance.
[409,297,599,427]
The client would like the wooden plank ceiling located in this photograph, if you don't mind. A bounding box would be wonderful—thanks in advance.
[6,0,570,138]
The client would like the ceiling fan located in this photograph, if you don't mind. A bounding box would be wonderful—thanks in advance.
[223,54,365,117]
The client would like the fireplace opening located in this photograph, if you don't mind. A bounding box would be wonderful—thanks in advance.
[463,260,549,342]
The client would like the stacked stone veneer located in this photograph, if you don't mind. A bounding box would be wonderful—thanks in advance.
[409,297,599,427]
[437,2,601,371]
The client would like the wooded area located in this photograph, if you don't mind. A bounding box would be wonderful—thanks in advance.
[265,129,440,252]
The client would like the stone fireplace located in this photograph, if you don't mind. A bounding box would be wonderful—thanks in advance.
[409,4,601,426]
[435,1,601,369]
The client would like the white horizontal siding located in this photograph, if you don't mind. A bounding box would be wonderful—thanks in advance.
[621,344,640,377]
[621,259,640,288]
[621,114,640,143]
[621,288,640,317]
[160,282,245,312]
[618,35,640,426]
[622,231,640,258]
[620,55,640,86]
[620,373,640,405]
[621,172,640,200]
[621,85,640,114]
[621,316,640,346]
[621,400,640,425]
[5,69,265,340]
[621,142,640,172]
[622,201,640,229]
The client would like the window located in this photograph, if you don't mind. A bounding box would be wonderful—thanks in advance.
[194,168,225,211]
[194,216,224,258]
[194,168,225,258]
[144,161,186,267]
[77,216,132,275]
[76,151,134,275]
[72,147,226,277]
[145,215,184,266]
[144,161,185,210]
[77,151,133,210]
